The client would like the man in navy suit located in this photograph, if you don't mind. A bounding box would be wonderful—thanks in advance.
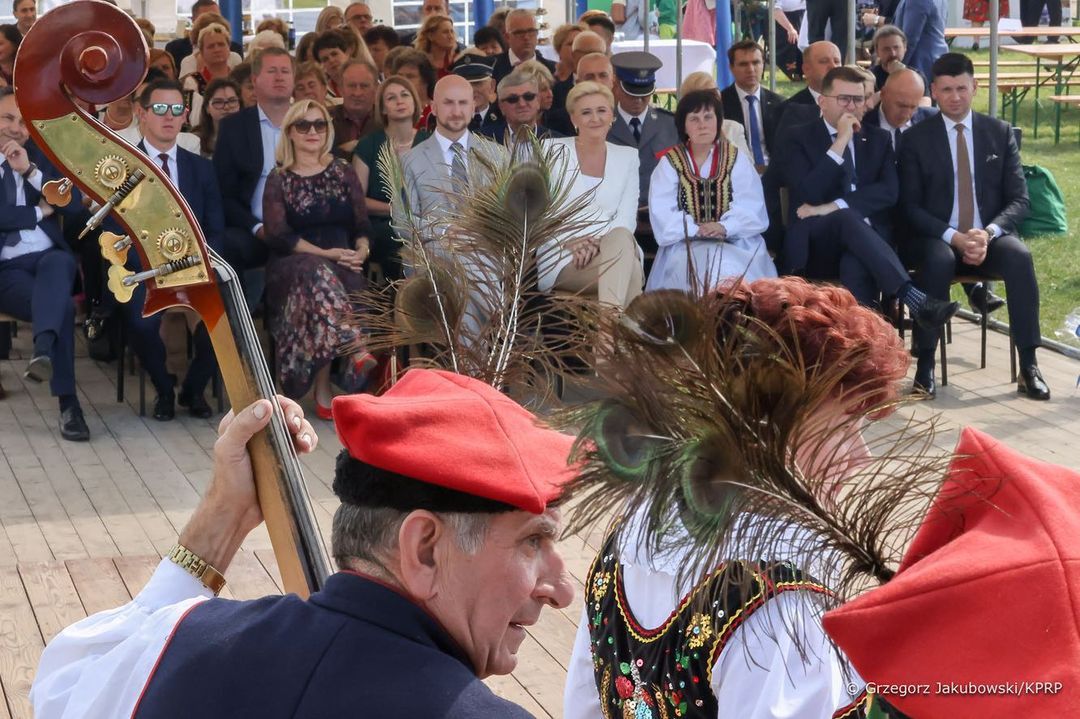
[898,54,1047,400]
[491,9,557,84]
[721,40,785,171]
[777,66,958,330]
[213,47,293,294]
[122,80,226,421]
[0,88,88,441]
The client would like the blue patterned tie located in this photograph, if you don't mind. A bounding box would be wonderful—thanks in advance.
[1,160,18,247]
[745,94,765,166]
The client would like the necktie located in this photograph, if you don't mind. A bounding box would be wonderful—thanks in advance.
[893,126,902,151]
[955,124,974,233]
[629,117,641,144]
[1,161,19,247]
[158,152,171,180]
[745,94,765,166]
[832,133,856,192]
[472,113,483,129]
[450,141,468,186]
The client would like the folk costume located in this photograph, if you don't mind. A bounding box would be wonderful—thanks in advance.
[646,141,775,294]
[31,369,575,719]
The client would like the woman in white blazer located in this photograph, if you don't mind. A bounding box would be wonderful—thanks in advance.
[538,81,643,310]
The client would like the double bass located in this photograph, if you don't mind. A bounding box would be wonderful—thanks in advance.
[14,0,330,597]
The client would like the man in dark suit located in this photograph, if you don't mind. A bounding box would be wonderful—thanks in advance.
[478,67,563,143]
[123,80,226,420]
[720,40,784,171]
[492,9,557,84]
[777,66,958,329]
[775,41,841,147]
[213,47,293,297]
[453,60,501,131]
[0,88,88,440]
[898,53,1047,400]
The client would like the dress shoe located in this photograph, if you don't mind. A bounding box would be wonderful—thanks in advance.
[153,391,176,421]
[911,363,937,399]
[59,406,90,442]
[315,401,333,422]
[913,297,960,331]
[1017,365,1051,401]
[178,390,213,419]
[968,284,1006,315]
[24,354,53,383]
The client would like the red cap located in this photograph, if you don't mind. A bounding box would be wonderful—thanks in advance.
[824,427,1080,717]
[331,369,574,514]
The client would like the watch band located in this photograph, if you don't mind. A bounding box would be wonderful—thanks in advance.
[167,543,226,596]
[21,162,37,179]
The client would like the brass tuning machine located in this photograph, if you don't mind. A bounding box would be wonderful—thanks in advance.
[98,231,131,266]
[79,168,146,240]
[42,178,73,207]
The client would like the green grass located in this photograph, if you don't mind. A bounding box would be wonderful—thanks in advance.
[767,48,1080,338]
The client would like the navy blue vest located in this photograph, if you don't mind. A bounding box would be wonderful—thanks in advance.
[133,571,534,718]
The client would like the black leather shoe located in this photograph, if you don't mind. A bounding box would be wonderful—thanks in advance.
[153,391,176,421]
[1017,365,1051,401]
[914,297,960,331]
[178,390,213,419]
[24,354,53,383]
[59,406,90,442]
[911,362,937,399]
[968,284,1006,315]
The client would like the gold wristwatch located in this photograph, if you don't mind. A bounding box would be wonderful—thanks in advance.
[167,543,226,596]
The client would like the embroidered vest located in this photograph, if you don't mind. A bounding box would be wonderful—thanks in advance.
[664,142,738,227]
[584,524,872,718]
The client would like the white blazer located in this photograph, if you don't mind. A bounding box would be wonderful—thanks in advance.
[538,137,640,291]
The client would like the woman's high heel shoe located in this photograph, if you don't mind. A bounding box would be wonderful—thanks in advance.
[315,401,333,421]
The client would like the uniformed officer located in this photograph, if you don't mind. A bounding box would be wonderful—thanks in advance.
[453,59,502,132]
[607,51,679,208]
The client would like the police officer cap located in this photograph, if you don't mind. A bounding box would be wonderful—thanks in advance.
[452,57,495,82]
[611,51,662,97]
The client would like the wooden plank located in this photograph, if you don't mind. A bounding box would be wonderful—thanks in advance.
[113,555,163,597]
[0,565,43,719]
[508,633,566,718]
[17,562,87,644]
[486,673,553,718]
[225,551,282,600]
[66,557,132,616]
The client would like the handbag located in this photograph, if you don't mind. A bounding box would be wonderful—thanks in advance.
[1020,164,1067,236]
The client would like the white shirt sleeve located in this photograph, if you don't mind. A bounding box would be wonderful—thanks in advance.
[563,606,605,719]
[31,559,213,719]
[649,155,701,246]
[719,151,769,239]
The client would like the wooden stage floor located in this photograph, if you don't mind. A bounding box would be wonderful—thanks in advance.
[1,318,1078,718]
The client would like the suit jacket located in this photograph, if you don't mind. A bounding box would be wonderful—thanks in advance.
[720,84,785,154]
[607,107,679,206]
[773,99,821,152]
[0,141,73,252]
[213,106,267,233]
[138,141,226,251]
[898,111,1029,242]
[862,105,938,132]
[492,51,558,84]
[786,87,817,106]
[779,117,899,242]
[893,0,949,82]
[477,120,564,143]
[552,75,573,111]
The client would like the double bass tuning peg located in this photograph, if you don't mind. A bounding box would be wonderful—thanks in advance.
[99,231,130,266]
[43,178,72,207]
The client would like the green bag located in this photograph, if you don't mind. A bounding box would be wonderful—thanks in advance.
[1021,164,1068,236]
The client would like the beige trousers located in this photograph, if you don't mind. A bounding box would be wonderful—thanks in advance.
[553,227,643,310]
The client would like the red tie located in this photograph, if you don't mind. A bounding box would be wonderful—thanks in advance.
[158,152,171,180]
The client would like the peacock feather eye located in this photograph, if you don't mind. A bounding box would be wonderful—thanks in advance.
[616,290,707,353]
[502,162,551,226]
[587,401,668,483]
[677,432,744,520]
[394,267,466,344]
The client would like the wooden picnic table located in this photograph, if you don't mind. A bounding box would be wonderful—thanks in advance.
[1003,43,1080,141]
[945,26,1080,38]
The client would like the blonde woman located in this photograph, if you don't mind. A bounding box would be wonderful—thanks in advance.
[315,5,346,33]
[182,22,233,126]
[679,71,752,157]
[262,100,377,414]
[415,14,458,78]
[177,13,240,78]
[541,82,643,310]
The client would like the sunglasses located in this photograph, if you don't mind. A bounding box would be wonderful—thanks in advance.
[148,102,185,117]
[209,97,240,110]
[502,92,537,105]
[291,118,329,134]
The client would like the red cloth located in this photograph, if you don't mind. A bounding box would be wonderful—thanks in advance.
[331,369,574,514]
[824,427,1080,718]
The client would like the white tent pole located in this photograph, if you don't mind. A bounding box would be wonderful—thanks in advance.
[846,0,856,63]
[675,0,683,91]
[989,0,999,117]
[768,0,777,91]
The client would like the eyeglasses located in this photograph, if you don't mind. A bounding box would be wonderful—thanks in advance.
[826,94,866,107]
[509,28,538,37]
[209,96,240,110]
[349,13,373,21]
[291,118,329,134]
[149,102,185,116]
[501,92,537,105]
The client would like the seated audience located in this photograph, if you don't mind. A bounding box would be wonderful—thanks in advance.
[364,25,400,76]
[551,24,582,104]
[776,65,958,331]
[455,60,500,130]
[398,0,450,46]
[116,70,202,153]
[294,31,318,64]
[177,13,241,79]
[134,18,156,49]
[255,17,289,46]
[181,21,233,127]
[345,2,374,34]
[149,48,178,80]
[480,66,562,142]
[647,90,775,293]
[472,25,505,55]
[166,0,240,70]
[293,62,334,107]
[314,29,353,97]
[263,100,376,413]
[720,39,784,171]
[493,9,556,83]
[540,82,642,310]
[862,67,935,148]
[228,61,255,108]
[681,73,752,156]
[386,47,437,130]
[245,29,286,62]
[353,75,428,281]
[415,14,460,78]
[869,25,926,94]
[13,0,33,37]
[862,0,947,83]
[0,88,87,440]
[545,50,610,135]
[329,59,378,156]
[194,77,241,158]
[774,40,841,142]
[121,80,224,421]
[898,53,1047,400]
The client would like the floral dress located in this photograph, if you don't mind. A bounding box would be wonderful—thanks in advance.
[262,159,373,399]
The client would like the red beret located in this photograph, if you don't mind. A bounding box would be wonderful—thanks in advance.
[331,369,575,514]
[824,427,1080,717]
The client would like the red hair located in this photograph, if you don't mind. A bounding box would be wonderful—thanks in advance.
[722,277,909,414]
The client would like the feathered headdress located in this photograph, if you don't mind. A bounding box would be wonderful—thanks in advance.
[351,130,604,404]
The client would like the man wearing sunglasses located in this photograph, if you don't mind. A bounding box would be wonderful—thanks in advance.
[117,79,226,421]
[777,65,959,334]
[492,9,556,84]
[478,67,562,144]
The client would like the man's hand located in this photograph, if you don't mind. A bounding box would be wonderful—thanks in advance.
[2,139,30,174]
[796,202,838,219]
[178,397,317,572]
[861,11,881,27]
[950,229,988,266]
[883,58,906,74]
[37,199,54,219]
[569,236,600,269]
[697,221,728,239]
[834,113,861,145]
